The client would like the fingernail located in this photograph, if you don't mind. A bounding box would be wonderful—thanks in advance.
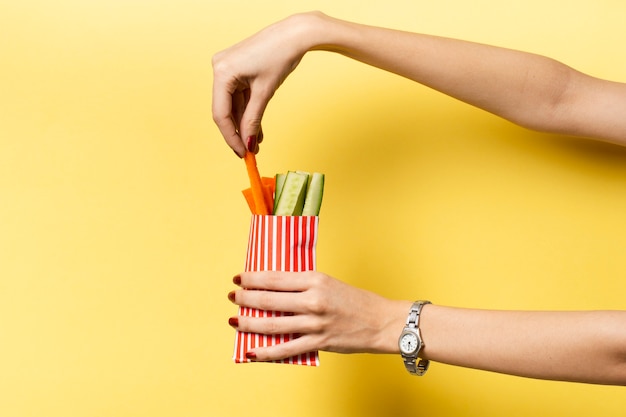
[233,275,241,286]
[246,351,257,360]
[257,128,264,143]
[227,291,236,303]
[228,317,239,327]
[246,135,257,153]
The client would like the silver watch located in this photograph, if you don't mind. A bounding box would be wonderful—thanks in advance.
[398,300,431,376]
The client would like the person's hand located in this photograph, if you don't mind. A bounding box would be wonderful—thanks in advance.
[212,13,323,157]
[227,270,411,361]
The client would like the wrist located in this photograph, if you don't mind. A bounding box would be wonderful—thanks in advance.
[377,300,414,354]
[290,11,351,54]
[278,12,328,54]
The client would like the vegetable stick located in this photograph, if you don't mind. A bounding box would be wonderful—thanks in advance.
[263,185,274,214]
[243,151,269,215]
[261,176,276,192]
[242,185,274,214]
[261,176,276,213]
[241,188,256,213]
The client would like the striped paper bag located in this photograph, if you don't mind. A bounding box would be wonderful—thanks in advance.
[233,214,320,366]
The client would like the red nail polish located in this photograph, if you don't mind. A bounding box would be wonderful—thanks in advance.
[228,291,236,303]
[246,351,257,360]
[233,275,241,286]
[228,317,239,327]
[246,135,257,153]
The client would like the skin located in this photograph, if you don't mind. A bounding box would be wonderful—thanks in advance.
[214,12,626,385]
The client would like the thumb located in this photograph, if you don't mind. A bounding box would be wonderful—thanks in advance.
[240,90,271,153]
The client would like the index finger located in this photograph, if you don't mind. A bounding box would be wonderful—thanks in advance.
[212,76,246,157]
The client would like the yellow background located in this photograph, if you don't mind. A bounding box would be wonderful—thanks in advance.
[1,1,625,416]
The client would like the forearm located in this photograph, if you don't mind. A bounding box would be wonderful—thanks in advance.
[419,305,626,385]
[297,12,626,144]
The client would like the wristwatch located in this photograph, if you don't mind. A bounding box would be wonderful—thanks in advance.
[398,300,431,376]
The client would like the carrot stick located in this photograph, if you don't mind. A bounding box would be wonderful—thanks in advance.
[261,177,276,213]
[261,176,276,192]
[243,151,269,215]
[241,188,256,213]
[262,185,274,214]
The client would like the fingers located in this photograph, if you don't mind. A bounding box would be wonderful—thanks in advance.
[234,270,319,292]
[230,313,319,336]
[229,286,307,314]
[228,314,322,362]
[211,75,246,157]
[227,285,324,363]
[230,271,331,315]
[245,336,320,363]
[238,87,272,154]
[212,83,269,157]
[226,270,334,361]
[231,89,245,133]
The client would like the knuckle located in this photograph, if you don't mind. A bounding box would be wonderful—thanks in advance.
[256,291,274,311]
[211,111,227,125]
[306,317,325,335]
[211,52,221,66]
[263,318,280,335]
[245,117,262,129]
[211,103,233,128]
[305,293,328,315]
[211,53,229,74]
[236,315,262,334]
[310,271,329,287]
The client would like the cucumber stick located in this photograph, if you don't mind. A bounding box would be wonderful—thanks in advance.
[273,171,309,216]
[273,173,287,214]
[301,172,324,216]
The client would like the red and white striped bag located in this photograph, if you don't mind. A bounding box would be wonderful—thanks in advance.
[233,214,320,366]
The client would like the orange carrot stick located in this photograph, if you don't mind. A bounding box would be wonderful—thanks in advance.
[262,185,274,214]
[241,188,256,213]
[243,151,269,215]
[261,177,275,212]
[261,176,276,192]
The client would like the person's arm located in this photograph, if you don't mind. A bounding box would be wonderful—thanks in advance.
[420,305,626,385]
[212,11,626,156]
[229,270,626,386]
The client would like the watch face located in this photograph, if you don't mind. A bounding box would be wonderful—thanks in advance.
[400,332,419,354]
